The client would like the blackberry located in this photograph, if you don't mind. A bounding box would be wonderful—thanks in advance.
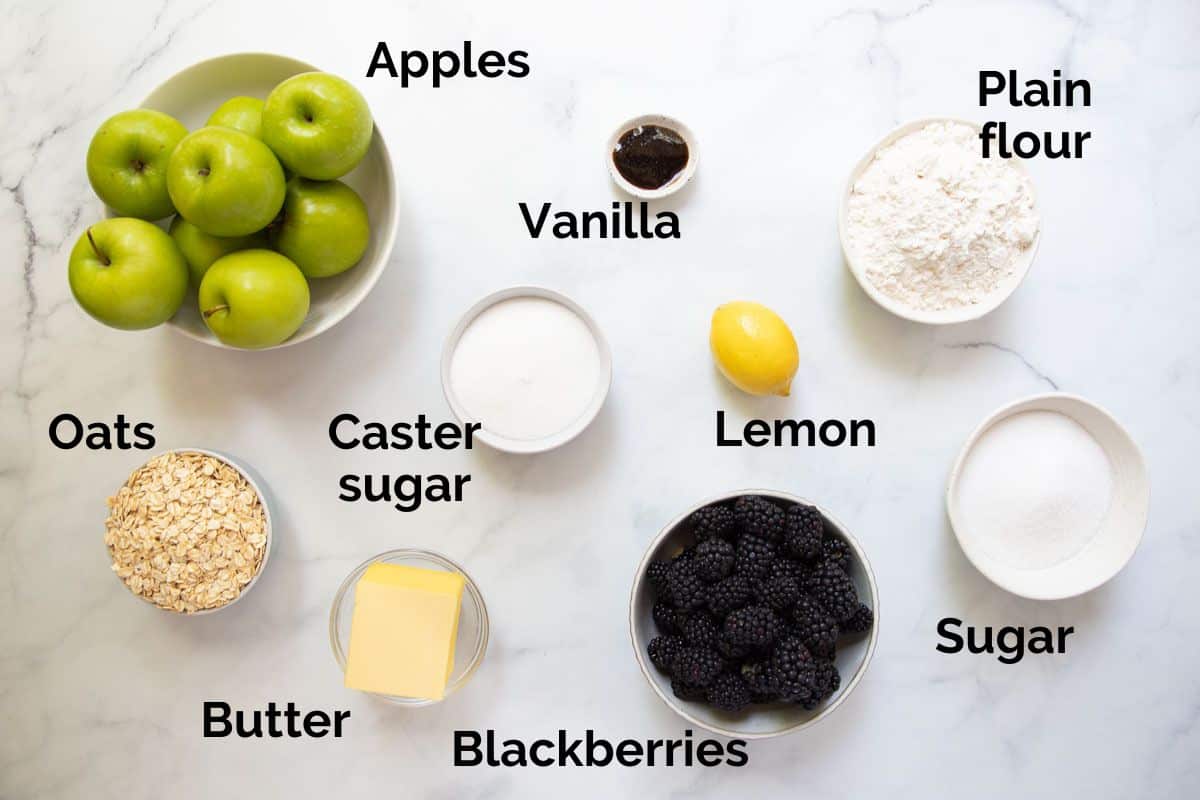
[723,604,782,648]
[760,575,802,612]
[734,495,786,542]
[689,503,738,541]
[768,558,805,582]
[674,545,696,564]
[672,647,724,687]
[791,593,824,625]
[821,538,852,572]
[693,538,735,582]
[769,635,819,704]
[815,659,841,700]
[665,560,708,610]
[842,602,874,634]
[671,678,707,702]
[707,574,755,616]
[802,660,841,710]
[682,613,720,649]
[647,635,685,672]
[740,660,779,703]
[806,563,859,622]
[647,560,671,595]
[782,504,824,561]
[790,602,839,658]
[717,638,751,661]
[734,533,776,579]
[707,673,752,712]
[652,600,682,634]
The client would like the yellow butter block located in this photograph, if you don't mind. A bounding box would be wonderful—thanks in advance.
[344,562,465,700]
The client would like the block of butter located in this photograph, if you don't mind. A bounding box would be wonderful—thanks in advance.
[344,563,465,700]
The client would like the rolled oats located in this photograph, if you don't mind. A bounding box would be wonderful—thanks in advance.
[105,451,268,613]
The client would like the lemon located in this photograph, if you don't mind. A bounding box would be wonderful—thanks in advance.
[710,301,799,396]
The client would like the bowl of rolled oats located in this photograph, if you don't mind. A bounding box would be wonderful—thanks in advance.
[104,448,273,614]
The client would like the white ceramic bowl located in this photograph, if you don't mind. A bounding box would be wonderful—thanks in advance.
[947,393,1149,599]
[329,548,489,706]
[139,52,398,349]
[106,447,274,615]
[838,117,1041,325]
[440,286,613,454]
[630,490,879,739]
[606,114,698,199]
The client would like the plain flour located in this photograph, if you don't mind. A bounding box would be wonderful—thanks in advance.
[846,121,1040,311]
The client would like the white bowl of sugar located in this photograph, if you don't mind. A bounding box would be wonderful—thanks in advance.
[946,393,1149,600]
[441,286,612,454]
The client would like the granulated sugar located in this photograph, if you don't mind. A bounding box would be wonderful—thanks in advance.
[954,410,1113,570]
[845,121,1040,311]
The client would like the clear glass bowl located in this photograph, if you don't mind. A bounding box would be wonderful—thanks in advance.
[329,548,488,706]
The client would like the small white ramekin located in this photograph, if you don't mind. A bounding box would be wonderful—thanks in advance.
[630,490,879,739]
[440,286,612,455]
[838,117,1041,325]
[946,393,1149,599]
[105,447,274,615]
[606,114,698,200]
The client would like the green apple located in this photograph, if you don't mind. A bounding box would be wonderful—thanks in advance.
[167,127,285,237]
[86,109,187,220]
[68,217,188,330]
[271,178,369,278]
[262,72,373,180]
[169,216,267,285]
[198,249,310,348]
[207,96,265,139]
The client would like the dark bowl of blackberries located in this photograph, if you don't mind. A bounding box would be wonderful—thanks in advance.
[629,490,878,738]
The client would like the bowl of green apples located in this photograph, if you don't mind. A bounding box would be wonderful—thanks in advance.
[71,52,397,349]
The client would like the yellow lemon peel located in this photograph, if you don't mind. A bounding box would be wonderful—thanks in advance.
[710,301,799,397]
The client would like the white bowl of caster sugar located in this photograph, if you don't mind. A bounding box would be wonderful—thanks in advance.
[839,118,1041,324]
[442,287,612,454]
[947,393,1149,600]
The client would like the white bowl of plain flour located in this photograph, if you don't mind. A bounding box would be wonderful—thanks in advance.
[946,393,1149,599]
[442,287,612,454]
[839,118,1041,325]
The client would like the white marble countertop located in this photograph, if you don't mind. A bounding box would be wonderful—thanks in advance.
[2,0,1198,797]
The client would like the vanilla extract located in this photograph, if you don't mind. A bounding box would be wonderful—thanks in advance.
[612,123,690,189]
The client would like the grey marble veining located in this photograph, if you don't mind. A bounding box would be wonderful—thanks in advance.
[1,0,1198,797]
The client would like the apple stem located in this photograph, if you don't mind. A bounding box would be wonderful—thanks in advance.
[86,228,110,266]
[202,304,230,319]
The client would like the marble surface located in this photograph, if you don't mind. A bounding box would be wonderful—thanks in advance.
[2,0,1198,797]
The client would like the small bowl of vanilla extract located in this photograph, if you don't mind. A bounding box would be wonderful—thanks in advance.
[607,114,697,199]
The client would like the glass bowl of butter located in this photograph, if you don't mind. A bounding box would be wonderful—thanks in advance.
[330,548,489,706]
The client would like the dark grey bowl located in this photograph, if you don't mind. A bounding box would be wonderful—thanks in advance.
[629,489,879,739]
